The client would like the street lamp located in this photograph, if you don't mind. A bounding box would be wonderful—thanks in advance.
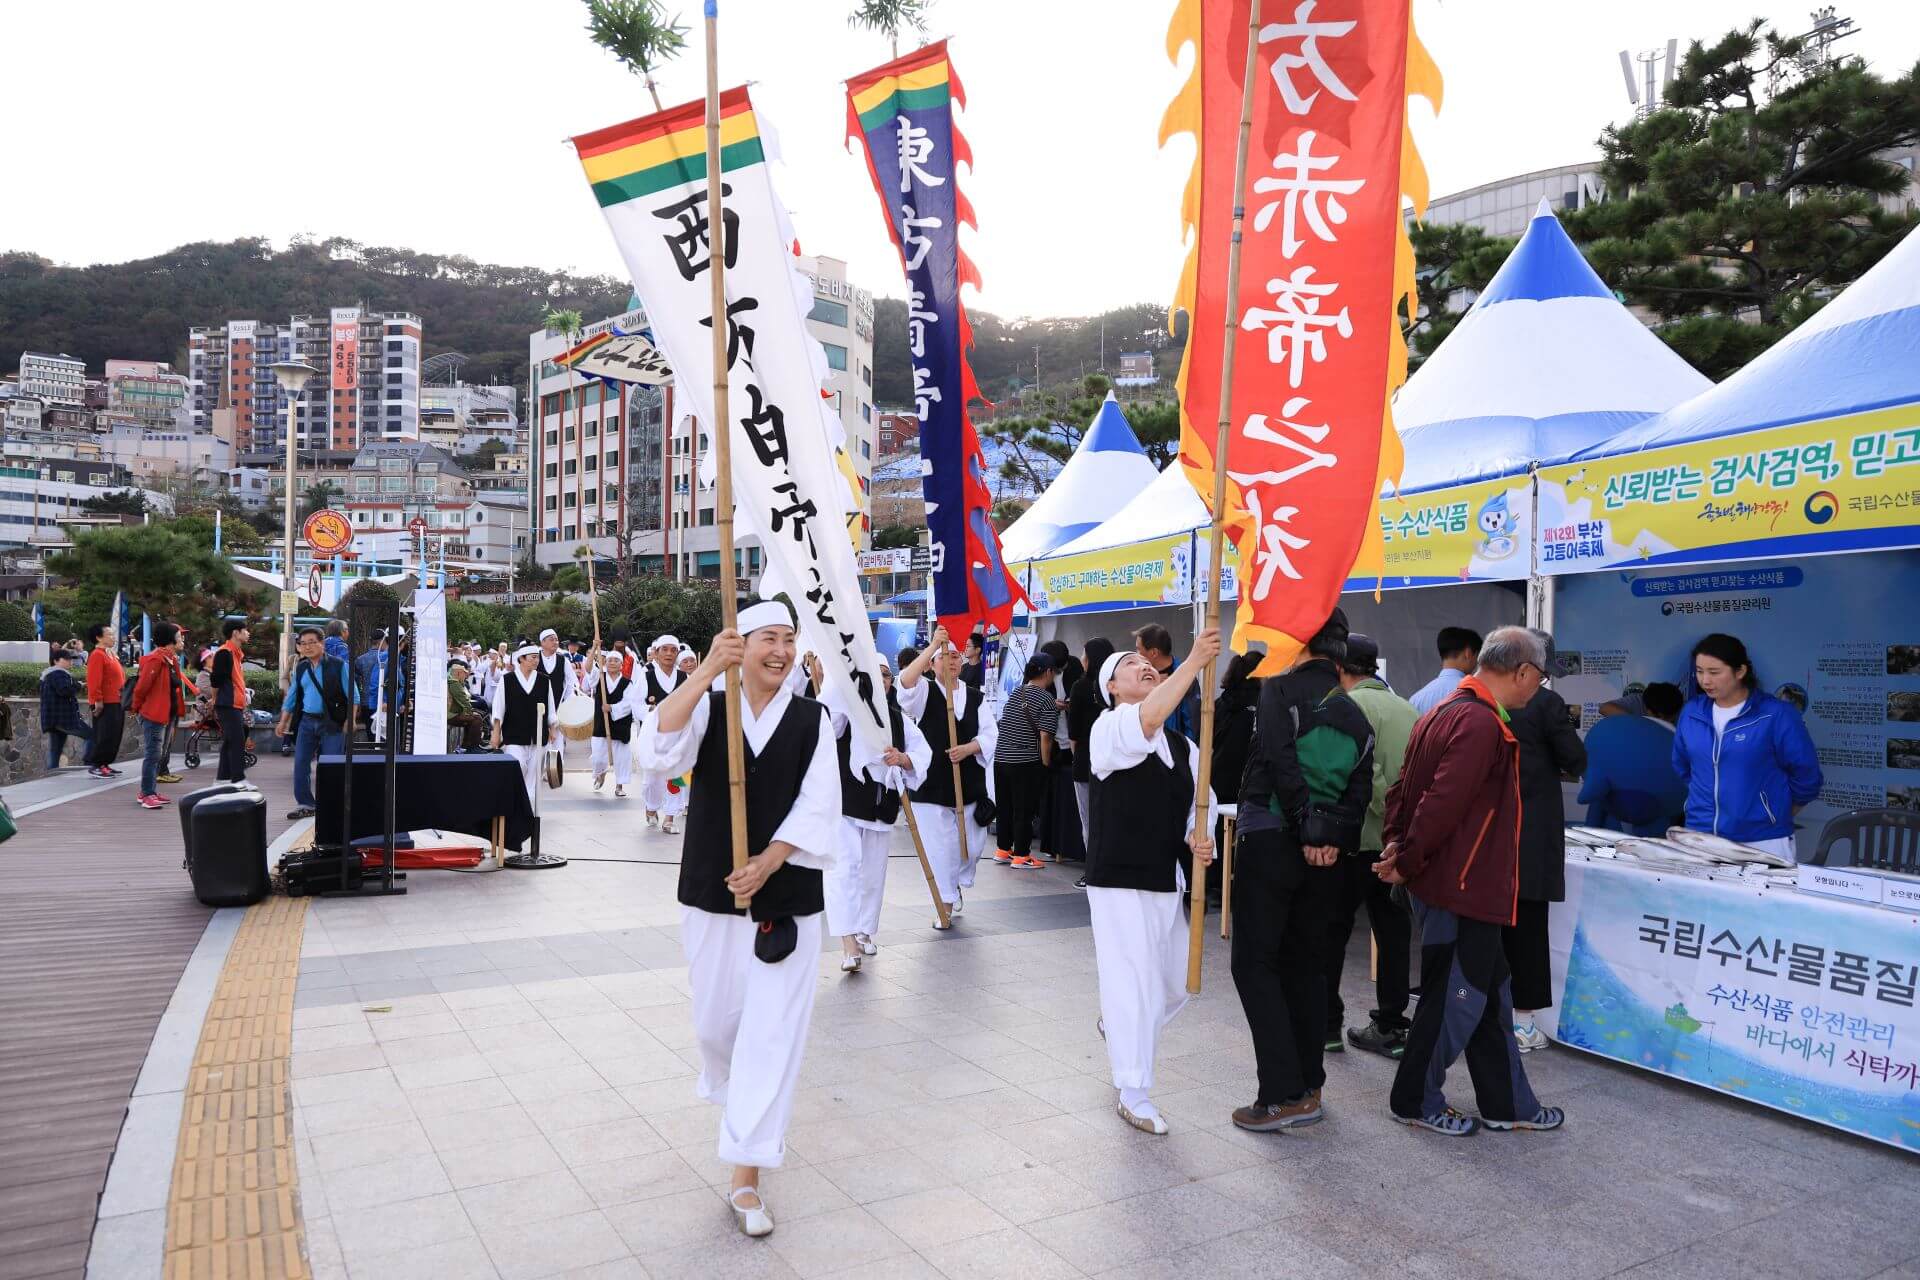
[268,360,319,682]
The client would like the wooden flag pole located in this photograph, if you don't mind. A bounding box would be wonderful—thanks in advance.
[704,8,750,910]
[1186,0,1264,996]
[940,638,970,874]
[585,556,612,744]
[898,795,952,929]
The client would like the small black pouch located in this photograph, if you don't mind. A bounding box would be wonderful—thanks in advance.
[754,916,797,964]
[972,796,997,828]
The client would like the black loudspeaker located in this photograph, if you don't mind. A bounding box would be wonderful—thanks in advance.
[178,782,249,871]
[188,791,269,907]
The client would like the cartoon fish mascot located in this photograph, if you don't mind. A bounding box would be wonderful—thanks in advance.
[1476,490,1518,561]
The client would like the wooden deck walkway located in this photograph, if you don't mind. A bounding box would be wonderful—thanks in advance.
[0,757,302,1280]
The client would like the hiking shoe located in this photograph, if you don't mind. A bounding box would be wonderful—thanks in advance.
[1513,1022,1549,1053]
[1232,1093,1323,1131]
[137,794,164,810]
[992,849,1014,865]
[1010,855,1046,869]
[156,773,182,784]
[1347,1020,1407,1060]
[1394,1106,1480,1136]
[1482,1106,1564,1132]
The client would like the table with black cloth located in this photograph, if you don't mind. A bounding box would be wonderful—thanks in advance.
[315,754,536,854]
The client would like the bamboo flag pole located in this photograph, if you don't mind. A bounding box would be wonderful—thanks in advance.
[585,555,611,743]
[940,637,969,875]
[898,795,952,929]
[1187,0,1264,996]
[703,5,750,910]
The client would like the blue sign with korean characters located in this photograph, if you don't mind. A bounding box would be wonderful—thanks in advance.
[1544,858,1920,1151]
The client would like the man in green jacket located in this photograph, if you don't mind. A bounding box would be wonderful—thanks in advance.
[1326,633,1419,1059]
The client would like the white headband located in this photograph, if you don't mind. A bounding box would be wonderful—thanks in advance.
[538,629,557,642]
[651,634,681,653]
[1098,651,1140,708]
[514,643,540,658]
[737,602,793,637]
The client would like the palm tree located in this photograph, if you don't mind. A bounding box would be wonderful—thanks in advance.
[584,0,688,112]
[848,0,932,59]
[299,481,341,521]
[543,308,586,573]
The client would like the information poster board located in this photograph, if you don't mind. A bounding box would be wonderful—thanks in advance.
[412,588,448,756]
[1551,549,1920,858]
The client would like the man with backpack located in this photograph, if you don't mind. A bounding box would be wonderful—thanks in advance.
[278,627,353,821]
[1227,608,1374,1133]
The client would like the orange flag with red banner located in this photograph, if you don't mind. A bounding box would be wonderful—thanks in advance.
[1164,0,1441,670]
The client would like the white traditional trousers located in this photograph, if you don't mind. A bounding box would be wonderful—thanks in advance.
[589,736,633,786]
[680,906,822,1168]
[1087,884,1190,1091]
[826,823,890,938]
[911,799,991,905]
[502,743,541,806]
[642,768,690,816]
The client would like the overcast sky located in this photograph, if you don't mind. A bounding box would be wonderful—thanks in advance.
[7,1,1915,318]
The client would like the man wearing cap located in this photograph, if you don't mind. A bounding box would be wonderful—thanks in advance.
[446,658,489,753]
[897,625,999,924]
[1086,627,1221,1134]
[1228,608,1375,1133]
[490,643,557,803]
[1326,633,1419,1059]
[639,634,690,830]
[806,652,931,973]
[635,601,841,1240]
[535,628,574,711]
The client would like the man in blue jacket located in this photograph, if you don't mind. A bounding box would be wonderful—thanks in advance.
[1672,635,1822,861]
[1578,683,1688,836]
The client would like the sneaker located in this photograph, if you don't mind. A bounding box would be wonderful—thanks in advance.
[1347,1020,1408,1060]
[1513,1022,1549,1053]
[156,773,182,784]
[1394,1106,1480,1136]
[1038,850,1059,862]
[105,766,125,776]
[992,849,1014,865]
[1075,875,1088,889]
[1232,1093,1323,1131]
[1010,855,1046,869]
[1323,1033,1346,1054]
[1482,1105,1565,1132]
[88,766,114,779]
[286,807,315,821]
[137,794,164,810]
[151,792,172,804]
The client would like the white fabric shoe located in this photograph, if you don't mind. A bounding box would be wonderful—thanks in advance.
[1118,1100,1169,1135]
[840,954,862,973]
[729,1186,774,1237]
[857,934,878,956]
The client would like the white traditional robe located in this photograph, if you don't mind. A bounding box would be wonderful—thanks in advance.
[817,683,931,939]
[588,670,641,787]
[635,684,841,1168]
[639,661,692,816]
[490,665,556,805]
[1088,700,1201,1094]
[896,676,998,906]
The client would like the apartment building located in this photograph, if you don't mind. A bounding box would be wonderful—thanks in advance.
[188,309,421,450]
[17,352,86,407]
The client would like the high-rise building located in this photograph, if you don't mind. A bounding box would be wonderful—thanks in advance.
[18,352,86,406]
[188,309,422,450]
[104,359,191,431]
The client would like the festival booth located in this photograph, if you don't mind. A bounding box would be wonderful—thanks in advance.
[1024,201,1709,693]
[1532,223,1920,1151]
[1000,392,1162,564]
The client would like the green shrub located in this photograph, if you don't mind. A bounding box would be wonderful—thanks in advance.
[0,602,35,643]
[0,661,46,696]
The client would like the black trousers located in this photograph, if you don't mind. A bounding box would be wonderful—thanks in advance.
[86,703,125,768]
[1501,898,1554,1012]
[1229,826,1340,1104]
[1325,850,1413,1034]
[215,706,248,782]
[1390,899,1540,1123]
[992,761,1046,855]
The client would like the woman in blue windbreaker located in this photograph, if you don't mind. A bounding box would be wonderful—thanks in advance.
[1673,633,1822,860]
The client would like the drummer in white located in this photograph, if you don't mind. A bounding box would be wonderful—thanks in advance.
[490,643,557,803]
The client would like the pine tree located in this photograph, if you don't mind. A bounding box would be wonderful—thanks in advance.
[1568,19,1920,379]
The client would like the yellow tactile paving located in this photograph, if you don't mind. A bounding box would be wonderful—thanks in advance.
[162,894,311,1280]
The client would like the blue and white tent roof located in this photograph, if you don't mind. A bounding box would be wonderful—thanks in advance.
[1044,458,1210,559]
[1391,198,1710,494]
[999,392,1160,561]
[1578,220,1920,459]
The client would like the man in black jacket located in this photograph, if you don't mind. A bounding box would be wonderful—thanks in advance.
[1228,608,1375,1132]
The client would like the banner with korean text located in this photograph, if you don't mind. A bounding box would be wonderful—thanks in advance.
[1366,475,1533,588]
[1545,858,1920,1151]
[571,88,893,757]
[330,313,357,392]
[846,42,1022,640]
[1163,0,1440,668]
[1535,407,1920,575]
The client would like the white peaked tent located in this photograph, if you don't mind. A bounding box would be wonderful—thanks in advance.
[999,392,1160,562]
[1046,458,1207,558]
[1392,197,1711,494]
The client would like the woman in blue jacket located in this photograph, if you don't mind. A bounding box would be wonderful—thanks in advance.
[1673,633,1822,860]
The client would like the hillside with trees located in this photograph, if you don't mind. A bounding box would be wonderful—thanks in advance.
[0,237,631,392]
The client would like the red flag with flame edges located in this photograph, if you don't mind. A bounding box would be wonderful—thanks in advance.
[1164,0,1441,671]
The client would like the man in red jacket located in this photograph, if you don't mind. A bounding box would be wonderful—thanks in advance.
[1374,626,1563,1137]
[130,622,188,809]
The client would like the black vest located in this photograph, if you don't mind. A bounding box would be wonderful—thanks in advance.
[592,674,634,743]
[535,653,568,709]
[1087,723,1194,893]
[678,691,826,920]
[909,681,986,806]
[642,664,684,710]
[839,697,906,825]
[500,672,545,747]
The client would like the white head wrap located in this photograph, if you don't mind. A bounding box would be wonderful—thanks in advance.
[650,634,682,654]
[1098,650,1138,708]
[538,628,558,642]
[514,643,541,659]
[737,601,793,637]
